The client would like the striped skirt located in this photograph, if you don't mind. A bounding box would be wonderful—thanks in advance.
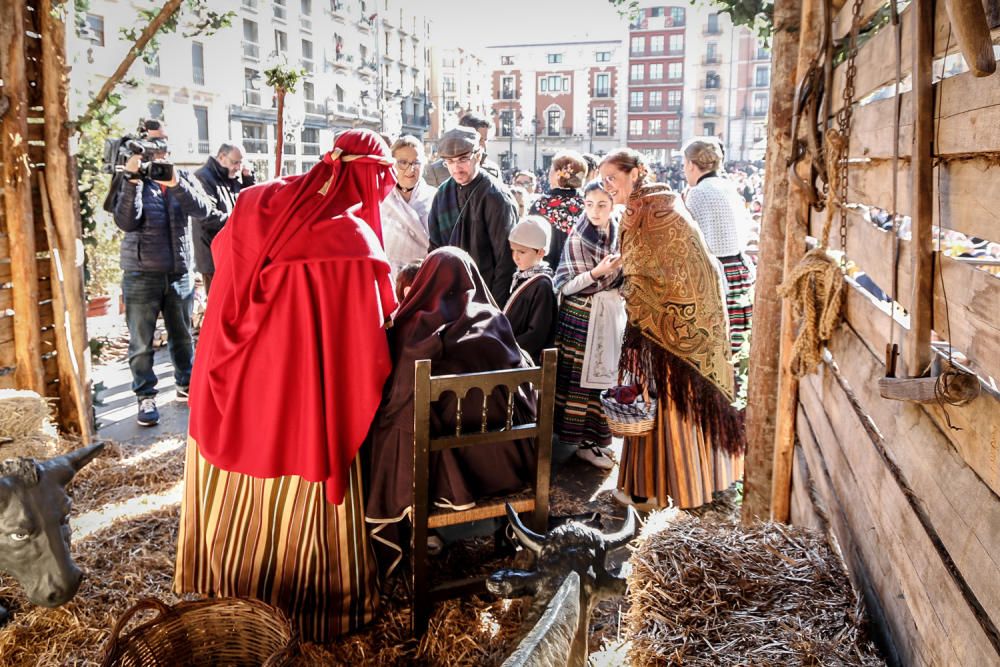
[174,438,379,642]
[719,253,755,356]
[554,294,612,449]
[617,371,743,509]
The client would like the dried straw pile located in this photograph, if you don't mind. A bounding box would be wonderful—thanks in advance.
[0,389,58,460]
[625,510,884,666]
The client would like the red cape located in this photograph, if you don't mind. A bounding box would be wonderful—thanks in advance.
[188,130,397,503]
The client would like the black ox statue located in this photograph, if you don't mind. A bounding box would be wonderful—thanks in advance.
[0,442,104,622]
[489,503,639,667]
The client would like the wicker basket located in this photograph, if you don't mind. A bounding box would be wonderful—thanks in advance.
[101,597,298,667]
[600,384,657,437]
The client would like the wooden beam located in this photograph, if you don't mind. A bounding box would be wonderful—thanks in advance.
[741,0,802,524]
[833,0,889,41]
[39,0,93,438]
[770,0,826,524]
[0,0,45,393]
[943,0,998,76]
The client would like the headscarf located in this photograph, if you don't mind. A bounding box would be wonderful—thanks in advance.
[553,212,622,295]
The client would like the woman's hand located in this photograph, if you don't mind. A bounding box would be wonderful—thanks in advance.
[591,253,623,279]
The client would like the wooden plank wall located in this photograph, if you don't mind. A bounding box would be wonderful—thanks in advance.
[792,2,1000,665]
[1,2,67,400]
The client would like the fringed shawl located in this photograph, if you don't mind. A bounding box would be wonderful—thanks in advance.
[553,213,622,296]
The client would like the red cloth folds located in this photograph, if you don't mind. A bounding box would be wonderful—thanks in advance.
[188,129,398,503]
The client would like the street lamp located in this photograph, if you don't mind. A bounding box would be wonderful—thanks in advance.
[532,116,540,172]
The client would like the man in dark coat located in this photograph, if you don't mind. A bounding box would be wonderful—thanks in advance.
[113,141,213,426]
[192,143,255,293]
[423,112,502,187]
[427,126,518,306]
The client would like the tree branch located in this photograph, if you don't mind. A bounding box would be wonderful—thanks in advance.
[73,0,183,131]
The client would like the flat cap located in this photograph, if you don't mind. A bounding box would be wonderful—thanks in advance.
[437,126,480,158]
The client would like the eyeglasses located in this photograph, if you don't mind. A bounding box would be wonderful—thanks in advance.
[443,152,478,167]
[514,180,532,187]
[394,159,422,172]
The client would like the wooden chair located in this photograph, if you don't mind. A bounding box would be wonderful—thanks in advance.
[411,348,557,637]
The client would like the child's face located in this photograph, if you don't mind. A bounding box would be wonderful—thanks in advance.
[584,190,614,228]
[510,241,544,271]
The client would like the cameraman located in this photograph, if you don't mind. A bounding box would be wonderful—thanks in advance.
[192,142,255,294]
[114,137,213,426]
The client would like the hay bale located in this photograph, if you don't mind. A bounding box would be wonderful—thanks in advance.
[625,510,884,666]
[0,390,53,440]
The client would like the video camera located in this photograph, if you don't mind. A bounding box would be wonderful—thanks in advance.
[102,119,175,183]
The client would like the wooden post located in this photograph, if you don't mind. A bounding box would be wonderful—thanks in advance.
[39,0,93,438]
[741,0,801,525]
[274,89,286,179]
[770,0,826,524]
[906,0,935,378]
[942,0,997,77]
[0,0,45,394]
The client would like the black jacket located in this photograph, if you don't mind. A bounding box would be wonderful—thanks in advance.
[504,273,558,364]
[192,157,255,274]
[113,171,213,274]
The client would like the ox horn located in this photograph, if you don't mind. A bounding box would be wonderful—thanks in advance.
[505,502,546,554]
[604,506,639,551]
[46,442,106,486]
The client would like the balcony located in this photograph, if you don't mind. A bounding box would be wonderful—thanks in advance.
[244,138,267,154]
[242,41,260,60]
[302,141,320,156]
[328,0,346,21]
[197,140,210,153]
[630,49,644,57]
[751,108,768,117]
[243,90,261,106]
[595,88,611,98]
[500,88,515,100]
[699,107,721,117]
[703,55,721,65]
[754,77,770,89]
[304,100,322,115]
[302,59,314,73]
[357,16,373,30]
[755,48,770,61]
[241,0,257,10]
[272,3,286,22]
[702,80,721,90]
[300,15,312,32]
[703,22,721,35]
[362,59,378,71]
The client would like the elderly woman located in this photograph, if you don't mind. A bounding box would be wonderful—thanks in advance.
[529,150,588,268]
[599,148,744,510]
[682,138,756,356]
[176,129,397,641]
[381,134,436,279]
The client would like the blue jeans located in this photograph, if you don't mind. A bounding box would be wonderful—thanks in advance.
[122,271,194,397]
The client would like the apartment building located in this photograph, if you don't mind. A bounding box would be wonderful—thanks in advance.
[427,46,492,150]
[71,0,432,177]
[486,40,625,175]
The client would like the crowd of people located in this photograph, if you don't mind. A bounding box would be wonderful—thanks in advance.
[108,113,761,641]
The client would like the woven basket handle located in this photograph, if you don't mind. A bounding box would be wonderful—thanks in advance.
[101,597,173,666]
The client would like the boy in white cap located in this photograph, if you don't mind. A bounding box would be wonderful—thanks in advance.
[503,216,558,363]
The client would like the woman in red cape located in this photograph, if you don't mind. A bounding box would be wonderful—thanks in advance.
[175,129,396,641]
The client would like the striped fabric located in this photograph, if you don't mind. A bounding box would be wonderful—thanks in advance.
[174,438,379,642]
[554,294,612,449]
[617,376,744,509]
[719,254,754,356]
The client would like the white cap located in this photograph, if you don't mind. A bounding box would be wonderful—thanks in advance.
[509,216,552,252]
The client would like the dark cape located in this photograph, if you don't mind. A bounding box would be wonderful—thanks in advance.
[504,266,558,364]
[365,247,537,576]
[426,171,518,306]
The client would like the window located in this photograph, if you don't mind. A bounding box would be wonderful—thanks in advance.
[546,108,562,136]
[704,95,717,113]
[145,54,160,78]
[668,62,682,80]
[302,38,314,71]
[705,71,720,89]
[755,65,770,88]
[85,14,104,46]
[649,36,664,53]
[303,81,320,113]
[273,0,287,20]
[629,91,643,110]
[540,75,566,93]
[666,118,680,133]
[499,109,513,137]
[302,127,320,155]
[648,91,662,108]
[275,30,288,54]
[649,63,663,80]
[669,34,683,53]
[630,63,644,81]
[148,100,164,120]
[756,45,770,60]
[301,0,311,14]
[651,7,664,16]
[648,119,661,135]
[669,7,685,26]
[753,92,769,115]
[443,74,455,92]
[501,55,514,65]
[244,67,261,105]
[595,73,610,97]
[300,0,312,29]
[666,89,682,109]
[596,51,610,62]
[753,124,766,141]
[594,108,610,136]
[193,106,210,153]
[706,42,719,63]
[242,0,258,9]
[547,53,563,64]
[192,42,205,84]
[707,13,720,34]
[704,122,716,136]
[629,119,642,137]
[243,19,259,59]
[630,36,644,55]
[282,160,296,176]
[501,75,515,99]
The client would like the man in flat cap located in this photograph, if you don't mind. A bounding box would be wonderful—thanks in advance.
[427,126,518,305]
[424,112,502,187]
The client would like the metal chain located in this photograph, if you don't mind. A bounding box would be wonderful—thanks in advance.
[835,0,865,266]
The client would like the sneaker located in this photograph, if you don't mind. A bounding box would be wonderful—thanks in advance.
[576,445,615,470]
[433,497,477,511]
[175,386,189,402]
[136,397,159,426]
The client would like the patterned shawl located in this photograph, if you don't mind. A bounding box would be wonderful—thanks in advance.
[554,213,622,296]
[619,182,744,453]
